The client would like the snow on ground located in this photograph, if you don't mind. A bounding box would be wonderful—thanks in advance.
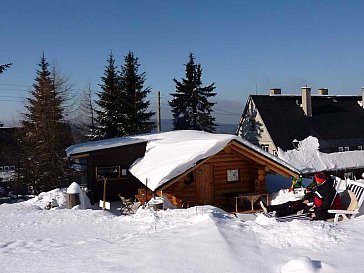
[1,189,364,273]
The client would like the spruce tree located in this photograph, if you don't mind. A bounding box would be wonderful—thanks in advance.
[170,53,217,132]
[19,55,69,194]
[120,51,154,135]
[94,52,126,139]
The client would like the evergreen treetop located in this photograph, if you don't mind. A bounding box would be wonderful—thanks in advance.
[20,54,70,194]
[170,53,217,132]
[93,51,154,139]
[94,52,126,139]
[120,51,155,135]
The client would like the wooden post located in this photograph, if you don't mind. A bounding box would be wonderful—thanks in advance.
[157,91,161,132]
[145,178,149,204]
[102,176,108,210]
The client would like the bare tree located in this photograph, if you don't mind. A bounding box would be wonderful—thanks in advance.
[80,82,97,131]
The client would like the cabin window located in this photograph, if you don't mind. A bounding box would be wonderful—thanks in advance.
[96,166,120,179]
[338,147,343,152]
[121,169,127,176]
[261,145,269,152]
[344,146,349,152]
[227,169,239,182]
[0,166,3,172]
[272,150,278,156]
[4,166,9,172]
[10,166,15,171]
[358,145,363,150]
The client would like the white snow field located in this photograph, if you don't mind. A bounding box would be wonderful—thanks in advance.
[1,188,364,273]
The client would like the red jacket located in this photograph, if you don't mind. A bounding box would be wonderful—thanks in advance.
[313,177,341,219]
[314,194,341,210]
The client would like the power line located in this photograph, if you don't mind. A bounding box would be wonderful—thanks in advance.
[0,83,31,87]
[0,95,25,98]
[213,107,241,115]
[0,88,29,92]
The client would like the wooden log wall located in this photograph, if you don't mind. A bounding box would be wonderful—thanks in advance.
[164,148,265,208]
[208,150,257,208]
[163,174,197,207]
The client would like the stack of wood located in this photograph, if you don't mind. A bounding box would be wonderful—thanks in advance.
[255,168,267,193]
[135,188,153,204]
[159,192,183,208]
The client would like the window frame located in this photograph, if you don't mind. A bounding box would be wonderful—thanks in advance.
[227,169,240,183]
[96,166,121,180]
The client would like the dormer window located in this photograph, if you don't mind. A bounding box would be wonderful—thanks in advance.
[344,147,349,152]
[358,145,362,150]
[338,147,343,152]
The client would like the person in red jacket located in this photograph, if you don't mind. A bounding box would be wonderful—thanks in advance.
[260,171,341,220]
[310,171,341,220]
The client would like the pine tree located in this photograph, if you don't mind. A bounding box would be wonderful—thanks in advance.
[169,53,217,132]
[94,52,127,139]
[120,51,154,135]
[19,55,70,194]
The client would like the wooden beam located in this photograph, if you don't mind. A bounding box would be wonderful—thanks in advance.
[228,141,299,178]
[70,153,90,159]
[156,139,299,192]
[156,154,216,192]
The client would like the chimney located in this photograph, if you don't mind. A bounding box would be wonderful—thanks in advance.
[318,88,328,95]
[301,86,312,117]
[270,88,281,95]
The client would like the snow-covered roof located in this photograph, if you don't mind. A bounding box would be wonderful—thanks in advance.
[243,94,364,152]
[66,137,148,156]
[278,136,364,174]
[66,130,300,191]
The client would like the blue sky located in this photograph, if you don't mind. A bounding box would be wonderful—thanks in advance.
[1,0,364,124]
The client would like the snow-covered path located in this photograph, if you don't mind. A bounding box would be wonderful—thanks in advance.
[1,201,363,273]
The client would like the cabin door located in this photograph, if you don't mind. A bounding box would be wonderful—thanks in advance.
[195,164,213,204]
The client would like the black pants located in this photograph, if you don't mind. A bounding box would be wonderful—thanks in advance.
[267,200,308,217]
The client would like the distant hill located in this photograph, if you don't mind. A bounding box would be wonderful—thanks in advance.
[154,119,238,135]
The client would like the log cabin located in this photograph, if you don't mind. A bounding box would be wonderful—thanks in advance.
[66,130,300,210]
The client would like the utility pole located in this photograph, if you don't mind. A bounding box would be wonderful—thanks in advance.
[157,91,161,132]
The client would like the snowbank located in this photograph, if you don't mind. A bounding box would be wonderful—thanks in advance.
[24,185,91,210]
[1,200,363,273]
[24,188,68,209]
[280,256,334,273]
[278,136,364,173]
